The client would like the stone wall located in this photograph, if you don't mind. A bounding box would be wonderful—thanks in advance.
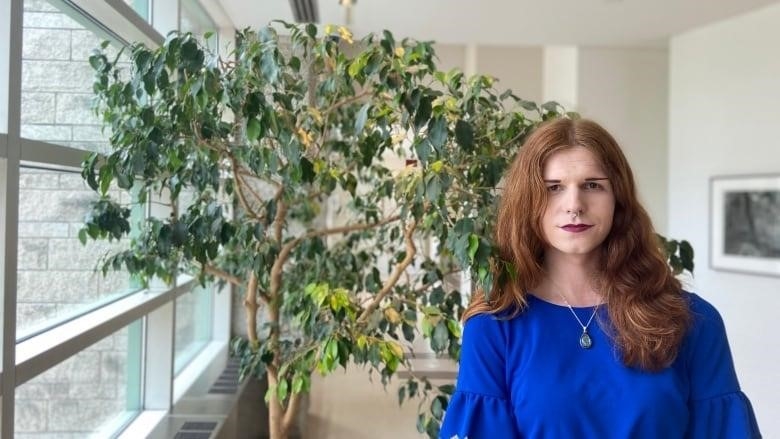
[14,1,199,436]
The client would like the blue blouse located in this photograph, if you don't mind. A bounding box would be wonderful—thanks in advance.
[440,292,761,439]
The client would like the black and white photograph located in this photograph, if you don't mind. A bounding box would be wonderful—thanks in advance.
[711,175,780,276]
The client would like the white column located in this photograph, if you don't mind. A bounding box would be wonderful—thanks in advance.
[542,46,579,110]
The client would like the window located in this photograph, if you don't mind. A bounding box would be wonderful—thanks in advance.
[174,284,213,374]
[21,0,128,153]
[123,0,150,21]
[14,319,143,437]
[180,0,217,50]
[16,166,139,339]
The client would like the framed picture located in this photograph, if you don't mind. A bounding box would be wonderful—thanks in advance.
[710,174,780,277]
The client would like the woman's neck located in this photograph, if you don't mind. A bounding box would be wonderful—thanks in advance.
[534,251,603,307]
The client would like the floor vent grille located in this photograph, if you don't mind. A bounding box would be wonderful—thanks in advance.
[173,420,218,439]
[208,358,240,394]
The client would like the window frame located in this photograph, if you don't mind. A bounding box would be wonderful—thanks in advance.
[1,0,234,435]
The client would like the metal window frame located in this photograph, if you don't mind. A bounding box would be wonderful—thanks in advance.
[0,0,235,436]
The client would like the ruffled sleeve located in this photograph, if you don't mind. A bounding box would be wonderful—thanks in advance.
[439,314,521,439]
[684,294,761,438]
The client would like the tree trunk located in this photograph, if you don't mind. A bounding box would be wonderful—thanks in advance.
[267,370,287,439]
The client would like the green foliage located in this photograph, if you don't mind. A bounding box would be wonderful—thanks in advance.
[82,22,695,438]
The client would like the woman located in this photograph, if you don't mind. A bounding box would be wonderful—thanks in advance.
[439,118,761,438]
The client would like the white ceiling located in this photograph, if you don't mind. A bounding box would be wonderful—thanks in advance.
[217,0,780,47]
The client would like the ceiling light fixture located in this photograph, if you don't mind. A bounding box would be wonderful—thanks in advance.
[339,0,355,25]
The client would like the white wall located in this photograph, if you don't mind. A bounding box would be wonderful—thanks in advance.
[669,4,780,437]
[578,47,669,234]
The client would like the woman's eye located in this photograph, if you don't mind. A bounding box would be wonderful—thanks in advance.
[584,182,601,190]
[546,184,561,192]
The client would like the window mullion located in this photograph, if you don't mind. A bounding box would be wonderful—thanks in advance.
[2,0,23,436]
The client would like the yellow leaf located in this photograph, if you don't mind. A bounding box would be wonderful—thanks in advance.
[338,26,353,44]
[430,160,444,174]
[324,24,333,35]
[296,127,313,148]
[394,46,405,58]
[384,307,402,324]
[308,108,323,124]
[388,341,404,359]
[357,335,367,350]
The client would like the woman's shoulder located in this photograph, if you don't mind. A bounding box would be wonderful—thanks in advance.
[679,290,731,356]
[682,290,725,330]
[461,306,527,342]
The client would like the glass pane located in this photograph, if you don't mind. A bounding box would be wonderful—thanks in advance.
[21,0,128,153]
[180,0,217,51]
[174,284,213,374]
[16,166,140,339]
[15,319,143,438]
[123,0,150,21]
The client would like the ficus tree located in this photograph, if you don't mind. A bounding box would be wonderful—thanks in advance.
[81,22,694,439]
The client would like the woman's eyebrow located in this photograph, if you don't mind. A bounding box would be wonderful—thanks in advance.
[543,177,609,183]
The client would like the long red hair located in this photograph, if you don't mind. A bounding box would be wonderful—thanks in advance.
[464,117,690,371]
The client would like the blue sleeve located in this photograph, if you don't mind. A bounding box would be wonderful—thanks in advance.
[439,314,521,439]
[684,294,761,439]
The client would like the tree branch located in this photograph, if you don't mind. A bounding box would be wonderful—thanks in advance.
[282,391,303,434]
[244,270,260,349]
[357,220,417,323]
[201,264,242,286]
[228,155,264,221]
[270,215,402,307]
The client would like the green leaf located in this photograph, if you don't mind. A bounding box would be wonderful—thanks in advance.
[292,374,304,394]
[78,228,88,245]
[397,385,406,406]
[432,321,448,352]
[277,378,289,401]
[427,117,447,151]
[455,119,474,150]
[438,384,455,395]
[431,395,446,420]
[467,233,479,262]
[414,95,433,129]
[355,103,370,134]
[246,117,263,141]
[679,240,694,272]
[446,319,462,339]
[305,23,317,39]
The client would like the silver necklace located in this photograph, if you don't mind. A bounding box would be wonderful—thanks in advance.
[554,291,601,349]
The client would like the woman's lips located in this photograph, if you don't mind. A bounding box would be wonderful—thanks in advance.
[561,224,593,233]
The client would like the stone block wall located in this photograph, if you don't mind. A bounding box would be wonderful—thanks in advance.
[16,1,178,436]
[21,0,120,153]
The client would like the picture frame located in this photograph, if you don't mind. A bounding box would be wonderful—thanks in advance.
[710,174,780,277]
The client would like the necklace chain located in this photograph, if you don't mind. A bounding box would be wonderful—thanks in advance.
[555,292,600,331]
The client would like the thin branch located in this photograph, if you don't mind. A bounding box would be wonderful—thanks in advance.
[324,90,372,115]
[201,264,242,286]
[228,155,264,221]
[235,171,266,214]
[237,168,282,189]
[357,220,418,324]
[270,215,403,304]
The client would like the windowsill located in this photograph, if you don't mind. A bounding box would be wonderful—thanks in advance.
[173,340,229,403]
[15,278,196,385]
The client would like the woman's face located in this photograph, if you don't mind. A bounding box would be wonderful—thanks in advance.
[541,146,615,259]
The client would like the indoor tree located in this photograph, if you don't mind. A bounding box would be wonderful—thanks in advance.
[82,22,694,438]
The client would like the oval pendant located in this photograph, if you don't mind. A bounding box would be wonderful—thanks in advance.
[579,332,593,349]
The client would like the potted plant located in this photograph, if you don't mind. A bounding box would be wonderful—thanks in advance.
[82,22,693,438]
